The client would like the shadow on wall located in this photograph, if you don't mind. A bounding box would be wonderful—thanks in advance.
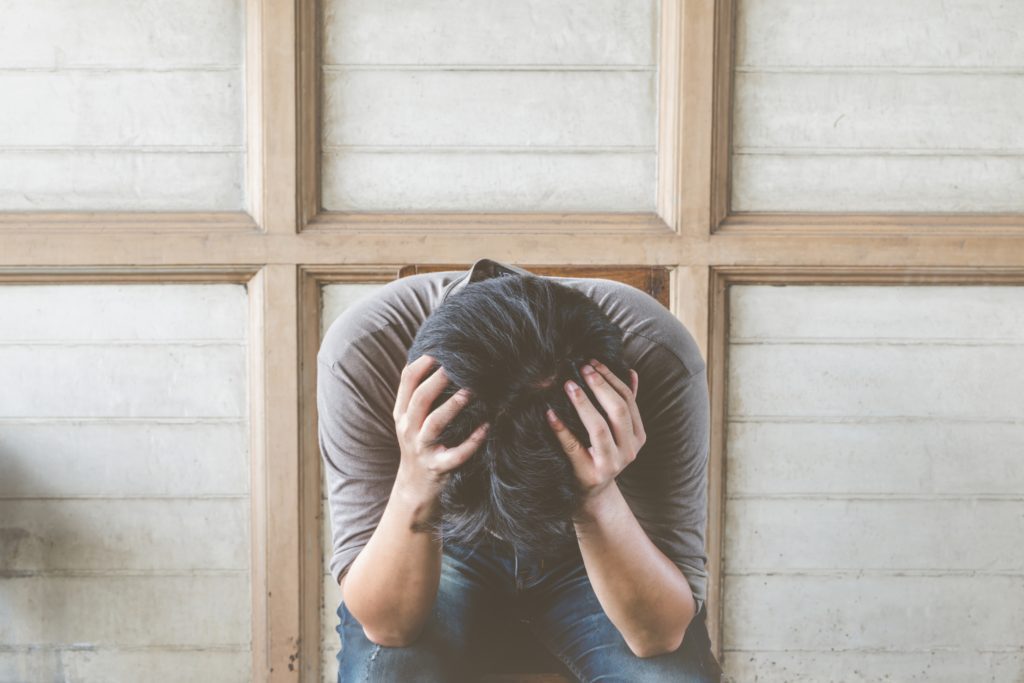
[0,435,84,681]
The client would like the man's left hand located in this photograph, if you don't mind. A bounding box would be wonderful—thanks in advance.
[545,359,647,507]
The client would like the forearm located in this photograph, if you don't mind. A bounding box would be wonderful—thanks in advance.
[340,470,443,646]
[574,482,696,658]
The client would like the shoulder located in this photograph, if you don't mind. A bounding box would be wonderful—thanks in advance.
[556,276,706,379]
[317,270,461,370]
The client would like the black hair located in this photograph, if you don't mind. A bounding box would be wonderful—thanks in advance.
[407,273,632,557]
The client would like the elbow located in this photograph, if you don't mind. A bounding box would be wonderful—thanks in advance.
[361,624,423,648]
[627,637,683,659]
[344,598,426,649]
[625,622,689,659]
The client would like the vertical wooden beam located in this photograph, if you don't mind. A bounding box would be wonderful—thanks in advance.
[297,0,321,229]
[245,0,265,227]
[298,268,325,683]
[678,0,717,238]
[710,0,737,230]
[670,265,711,364]
[247,0,298,233]
[656,0,682,232]
[249,265,302,683]
[704,269,730,661]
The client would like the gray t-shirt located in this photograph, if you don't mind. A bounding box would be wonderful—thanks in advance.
[316,257,711,614]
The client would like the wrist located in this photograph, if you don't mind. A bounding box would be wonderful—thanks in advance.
[573,481,624,529]
[392,467,442,527]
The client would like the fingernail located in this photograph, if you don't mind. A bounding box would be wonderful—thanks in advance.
[565,380,579,394]
[581,364,595,376]
[589,358,602,368]
[545,408,558,423]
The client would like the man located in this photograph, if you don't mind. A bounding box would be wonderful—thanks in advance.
[317,257,722,682]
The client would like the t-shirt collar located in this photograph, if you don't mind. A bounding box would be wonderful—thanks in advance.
[439,257,535,304]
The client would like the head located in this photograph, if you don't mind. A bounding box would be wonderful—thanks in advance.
[407,273,632,557]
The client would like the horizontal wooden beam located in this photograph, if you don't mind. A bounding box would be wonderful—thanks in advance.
[0,212,258,232]
[304,211,674,234]
[4,228,1024,269]
[718,212,1024,236]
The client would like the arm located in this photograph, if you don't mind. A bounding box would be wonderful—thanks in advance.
[321,352,489,646]
[545,359,695,657]
[573,482,695,657]
[338,469,444,646]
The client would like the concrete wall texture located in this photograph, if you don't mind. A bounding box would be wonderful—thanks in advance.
[731,0,1024,212]
[0,284,251,682]
[722,285,1024,681]
[0,0,245,211]
[320,0,660,212]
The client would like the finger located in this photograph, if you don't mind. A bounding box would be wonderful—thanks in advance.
[579,363,634,448]
[545,406,592,476]
[394,354,437,418]
[563,378,617,460]
[421,386,472,442]
[406,363,453,430]
[589,359,644,442]
[432,421,490,473]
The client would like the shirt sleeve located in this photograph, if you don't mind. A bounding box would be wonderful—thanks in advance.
[615,336,711,618]
[316,326,404,585]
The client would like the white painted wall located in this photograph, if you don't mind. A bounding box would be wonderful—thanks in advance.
[0,284,251,683]
[319,0,659,212]
[318,283,386,683]
[0,0,245,211]
[732,0,1024,212]
[723,285,1024,682]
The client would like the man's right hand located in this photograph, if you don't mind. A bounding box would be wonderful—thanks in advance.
[391,353,490,514]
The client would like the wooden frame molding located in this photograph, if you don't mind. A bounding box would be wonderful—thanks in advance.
[296,265,402,683]
[296,0,700,236]
[0,267,296,683]
[249,265,303,683]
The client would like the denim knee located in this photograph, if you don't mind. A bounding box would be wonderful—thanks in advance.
[334,599,475,683]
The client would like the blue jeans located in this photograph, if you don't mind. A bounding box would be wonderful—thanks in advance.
[334,534,723,682]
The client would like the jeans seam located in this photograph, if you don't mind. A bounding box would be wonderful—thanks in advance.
[553,649,583,683]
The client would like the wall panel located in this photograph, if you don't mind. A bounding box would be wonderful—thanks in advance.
[0,283,251,683]
[0,0,245,211]
[731,0,1024,213]
[319,0,659,212]
[721,284,1024,682]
